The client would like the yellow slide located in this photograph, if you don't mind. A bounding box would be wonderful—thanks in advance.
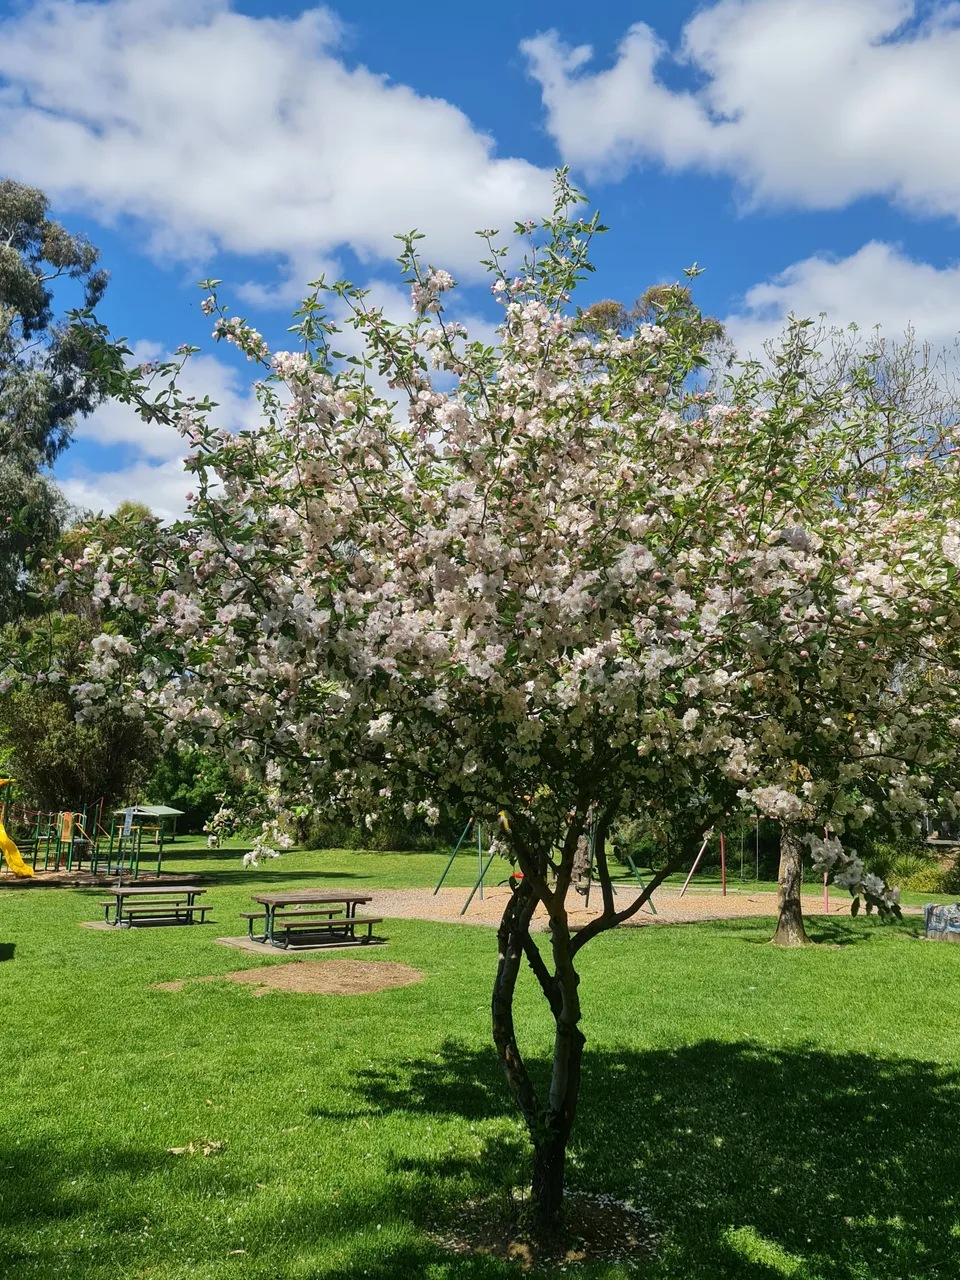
[0,779,33,878]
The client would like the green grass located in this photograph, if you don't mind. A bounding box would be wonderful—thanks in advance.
[160,839,518,891]
[3,850,960,1278]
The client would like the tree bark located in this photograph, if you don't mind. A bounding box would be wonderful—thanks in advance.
[771,828,810,946]
[491,808,684,1235]
[492,879,542,1132]
[491,848,587,1236]
[531,1131,567,1231]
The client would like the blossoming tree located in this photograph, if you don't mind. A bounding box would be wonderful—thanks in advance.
[18,175,960,1229]
[715,331,960,944]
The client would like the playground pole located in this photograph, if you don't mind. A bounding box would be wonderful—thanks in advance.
[433,818,473,894]
[625,856,658,915]
[461,827,496,916]
[156,821,164,876]
[720,831,727,896]
[477,822,483,902]
[678,836,710,898]
[582,825,597,911]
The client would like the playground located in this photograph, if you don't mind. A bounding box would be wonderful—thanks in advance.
[0,779,185,883]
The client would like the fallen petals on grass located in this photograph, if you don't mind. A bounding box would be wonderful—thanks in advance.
[166,1139,226,1157]
[429,1188,659,1271]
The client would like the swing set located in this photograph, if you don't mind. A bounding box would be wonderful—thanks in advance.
[433,817,500,915]
[432,814,666,916]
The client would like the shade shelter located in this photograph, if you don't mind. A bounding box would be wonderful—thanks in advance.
[112,804,185,845]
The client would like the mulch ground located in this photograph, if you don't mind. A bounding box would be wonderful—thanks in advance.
[430,1189,657,1272]
[151,958,423,996]
[1,869,210,889]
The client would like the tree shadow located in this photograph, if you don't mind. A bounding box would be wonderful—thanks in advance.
[0,1132,516,1279]
[339,1037,960,1278]
[0,1137,172,1273]
[7,1039,960,1277]
[703,915,921,949]
[0,942,14,961]
[153,866,370,891]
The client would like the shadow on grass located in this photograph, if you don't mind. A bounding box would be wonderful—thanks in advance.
[0,942,13,961]
[5,1040,959,1277]
[341,1038,960,1278]
[704,915,922,949]
[0,1135,516,1279]
[165,867,370,889]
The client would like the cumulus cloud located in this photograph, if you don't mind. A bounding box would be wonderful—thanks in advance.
[523,0,960,219]
[0,0,551,290]
[726,241,960,357]
[60,458,200,527]
[59,345,265,522]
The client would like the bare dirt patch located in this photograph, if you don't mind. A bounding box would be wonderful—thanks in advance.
[152,959,423,996]
[431,1189,658,1272]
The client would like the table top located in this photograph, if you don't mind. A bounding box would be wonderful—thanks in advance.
[253,891,373,907]
[109,885,206,897]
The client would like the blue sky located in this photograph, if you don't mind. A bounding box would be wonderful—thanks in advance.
[1,0,959,519]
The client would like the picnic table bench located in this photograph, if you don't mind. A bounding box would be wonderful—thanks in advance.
[247,892,380,948]
[98,885,210,928]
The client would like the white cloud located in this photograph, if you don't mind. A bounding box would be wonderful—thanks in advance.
[523,1,960,219]
[59,345,265,522]
[0,0,552,292]
[726,241,960,356]
[60,458,199,527]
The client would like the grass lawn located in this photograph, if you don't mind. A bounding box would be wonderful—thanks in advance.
[3,849,960,1278]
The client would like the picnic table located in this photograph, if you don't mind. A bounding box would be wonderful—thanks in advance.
[98,884,210,928]
[243,891,380,949]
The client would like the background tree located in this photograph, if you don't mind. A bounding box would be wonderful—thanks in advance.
[582,281,733,369]
[0,612,157,811]
[142,747,238,836]
[728,320,960,942]
[0,501,160,811]
[31,178,960,1239]
[0,178,108,623]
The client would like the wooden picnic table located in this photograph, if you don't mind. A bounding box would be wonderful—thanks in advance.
[246,891,378,948]
[99,884,209,928]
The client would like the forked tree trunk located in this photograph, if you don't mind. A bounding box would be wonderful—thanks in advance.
[492,875,586,1236]
[771,829,810,946]
[490,811,677,1235]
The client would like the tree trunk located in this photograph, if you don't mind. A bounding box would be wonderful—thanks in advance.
[531,1132,567,1233]
[771,829,810,946]
[491,871,586,1235]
